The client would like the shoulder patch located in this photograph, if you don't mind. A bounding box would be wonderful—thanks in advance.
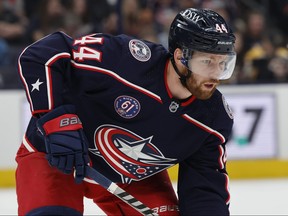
[129,39,151,62]
[222,95,234,119]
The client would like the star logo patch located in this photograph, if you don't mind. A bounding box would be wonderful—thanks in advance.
[31,78,43,92]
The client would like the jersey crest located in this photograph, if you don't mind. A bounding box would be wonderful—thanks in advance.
[89,124,176,183]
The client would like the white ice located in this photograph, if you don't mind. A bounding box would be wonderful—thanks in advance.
[1,178,288,215]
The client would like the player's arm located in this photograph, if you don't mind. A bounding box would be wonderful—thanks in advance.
[177,97,233,215]
[18,32,89,182]
[177,136,230,215]
[18,31,73,115]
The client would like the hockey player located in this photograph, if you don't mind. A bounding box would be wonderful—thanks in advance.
[16,7,236,215]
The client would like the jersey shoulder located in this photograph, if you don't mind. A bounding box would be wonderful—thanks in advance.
[208,89,234,120]
[200,90,234,137]
[101,33,169,66]
[20,31,73,62]
[74,33,169,78]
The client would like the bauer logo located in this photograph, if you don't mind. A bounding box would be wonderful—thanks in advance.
[114,95,141,119]
[129,39,151,62]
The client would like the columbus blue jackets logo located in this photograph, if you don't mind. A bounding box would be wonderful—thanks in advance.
[89,125,176,183]
[129,39,151,62]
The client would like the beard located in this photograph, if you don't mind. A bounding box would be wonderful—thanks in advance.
[185,73,219,100]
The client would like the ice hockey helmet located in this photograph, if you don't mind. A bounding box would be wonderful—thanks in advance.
[168,8,236,58]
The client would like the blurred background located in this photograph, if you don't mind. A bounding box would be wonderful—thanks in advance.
[0,0,288,215]
[0,0,288,87]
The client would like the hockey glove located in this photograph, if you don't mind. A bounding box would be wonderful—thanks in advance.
[37,105,89,184]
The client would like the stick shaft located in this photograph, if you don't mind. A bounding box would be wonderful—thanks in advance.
[85,166,158,216]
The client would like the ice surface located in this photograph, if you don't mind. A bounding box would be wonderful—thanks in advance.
[1,179,288,215]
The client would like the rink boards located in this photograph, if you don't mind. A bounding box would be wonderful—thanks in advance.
[1,85,288,187]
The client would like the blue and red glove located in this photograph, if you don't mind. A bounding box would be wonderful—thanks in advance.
[37,105,89,184]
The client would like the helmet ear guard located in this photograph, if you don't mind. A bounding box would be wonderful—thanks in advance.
[176,48,192,68]
[171,56,192,87]
[180,57,188,67]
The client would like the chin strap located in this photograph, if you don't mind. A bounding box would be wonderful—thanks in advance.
[170,56,192,87]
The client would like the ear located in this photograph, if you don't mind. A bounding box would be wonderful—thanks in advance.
[173,48,182,60]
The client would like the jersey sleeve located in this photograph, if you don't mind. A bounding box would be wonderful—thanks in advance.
[18,31,73,115]
[177,91,233,215]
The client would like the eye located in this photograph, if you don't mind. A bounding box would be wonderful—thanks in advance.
[201,59,211,65]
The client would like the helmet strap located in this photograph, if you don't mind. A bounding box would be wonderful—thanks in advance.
[170,56,192,87]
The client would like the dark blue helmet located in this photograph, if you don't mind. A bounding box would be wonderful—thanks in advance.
[169,8,236,58]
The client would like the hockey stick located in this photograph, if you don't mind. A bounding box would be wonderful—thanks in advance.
[85,166,158,216]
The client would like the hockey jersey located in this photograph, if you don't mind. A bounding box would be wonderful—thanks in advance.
[18,31,234,213]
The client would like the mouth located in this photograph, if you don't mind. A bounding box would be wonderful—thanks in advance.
[203,83,216,89]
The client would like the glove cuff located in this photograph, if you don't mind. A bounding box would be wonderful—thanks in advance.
[41,114,83,135]
[37,105,82,135]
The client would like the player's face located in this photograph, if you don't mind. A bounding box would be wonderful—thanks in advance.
[183,51,232,100]
[185,69,220,100]
[188,51,236,80]
[188,52,230,80]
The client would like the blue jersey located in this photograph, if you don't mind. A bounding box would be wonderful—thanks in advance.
[18,31,233,213]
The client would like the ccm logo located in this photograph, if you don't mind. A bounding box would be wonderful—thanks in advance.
[60,116,81,127]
